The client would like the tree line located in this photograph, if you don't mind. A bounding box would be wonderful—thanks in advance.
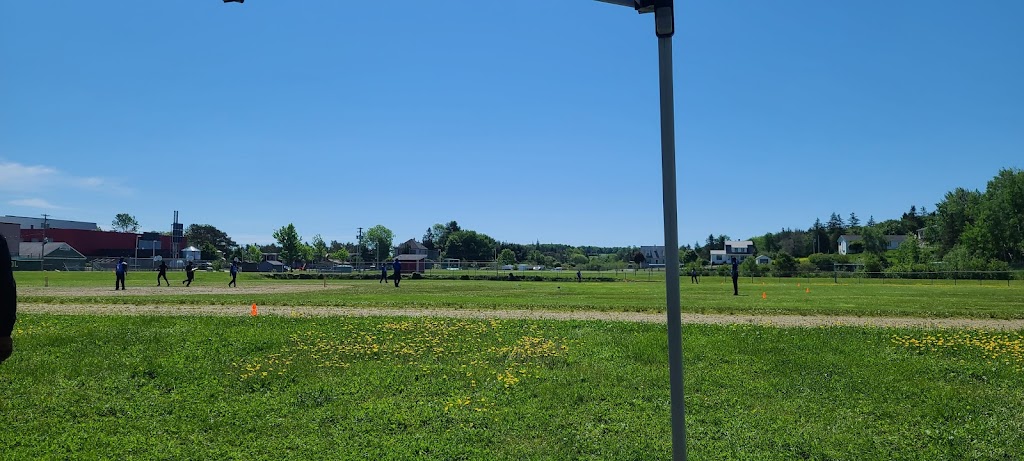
[740,168,1023,274]
[110,168,1022,272]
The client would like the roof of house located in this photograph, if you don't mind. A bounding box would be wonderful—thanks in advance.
[401,239,428,251]
[397,254,428,261]
[182,246,201,252]
[18,242,85,259]
[262,260,285,266]
[710,250,726,255]
[726,240,754,247]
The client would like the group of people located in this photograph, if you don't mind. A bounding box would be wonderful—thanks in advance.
[378,257,402,287]
[114,259,240,290]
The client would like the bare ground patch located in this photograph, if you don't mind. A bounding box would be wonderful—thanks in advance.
[17,283,347,297]
[18,303,1024,330]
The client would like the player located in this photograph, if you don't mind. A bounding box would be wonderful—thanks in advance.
[157,260,169,286]
[183,261,196,287]
[115,258,128,290]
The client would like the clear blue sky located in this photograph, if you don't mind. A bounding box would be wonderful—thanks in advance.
[2,0,1021,248]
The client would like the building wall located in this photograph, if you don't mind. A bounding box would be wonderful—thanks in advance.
[20,228,184,257]
[396,258,426,273]
[0,222,19,256]
[2,215,98,231]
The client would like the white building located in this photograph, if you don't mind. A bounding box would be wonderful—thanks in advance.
[181,246,202,261]
[710,240,756,265]
[837,235,908,255]
[639,245,665,267]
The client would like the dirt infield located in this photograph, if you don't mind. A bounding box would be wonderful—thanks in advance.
[18,303,1024,330]
[17,284,345,297]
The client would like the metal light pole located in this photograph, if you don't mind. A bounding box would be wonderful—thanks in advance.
[596,1,686,459]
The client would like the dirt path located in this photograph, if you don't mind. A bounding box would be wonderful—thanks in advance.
[18,303,1024,330]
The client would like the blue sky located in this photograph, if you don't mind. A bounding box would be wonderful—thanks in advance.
[1,0,1021,248]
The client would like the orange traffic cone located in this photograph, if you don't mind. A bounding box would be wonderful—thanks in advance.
[805,287,810,293]
[762,292,767,300]
[251,303,258,316]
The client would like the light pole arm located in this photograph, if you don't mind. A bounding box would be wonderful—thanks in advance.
[593,0,660,14]
[594,0,636,7]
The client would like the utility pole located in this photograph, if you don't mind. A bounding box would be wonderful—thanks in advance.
[41,213,50,270]
[357,227,364,270]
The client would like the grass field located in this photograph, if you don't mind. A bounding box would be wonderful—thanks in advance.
[2,314,1022,459]
[13,271,1024,319]
[6,272,1024,459]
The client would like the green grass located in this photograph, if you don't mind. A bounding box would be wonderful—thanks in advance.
[2,314,1022,459]
[15,271,1024,318]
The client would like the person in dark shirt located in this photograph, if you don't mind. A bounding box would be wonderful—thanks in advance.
[157,260,169,286]
[1,234,17,364]
[182,261,195,287]
[229,261,239,287]
[115,258,128,290]
[392,257,402,288]
[731,257,739,296]
[379,263,388,284]
[577,270,582,283]
[690,268,699,284]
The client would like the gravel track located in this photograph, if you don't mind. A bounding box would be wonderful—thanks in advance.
[19,303,1024,330]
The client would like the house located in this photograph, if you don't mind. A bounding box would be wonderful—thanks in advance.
[17,241,87,271]
[639,245,665,268]
[396,254,427,273]
[837,235,908,255]
[394,239,429,256]
[755,255,772,265]
[710,240,756,265]
[258,260,287,272]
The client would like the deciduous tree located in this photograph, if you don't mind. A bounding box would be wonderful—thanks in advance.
[185,224,237,257]
[273,224,302,265]
[365,225,395,262]
[111,213,139,233]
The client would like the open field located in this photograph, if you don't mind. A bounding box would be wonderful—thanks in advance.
[8,271,1024,459]
[14,272,1024,319]
[2,314,1023,460]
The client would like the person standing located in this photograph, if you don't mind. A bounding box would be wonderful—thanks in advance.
[731,257,739,296]
[1,234,17,364]
[576,269,582,283]
[157,260,169,286]
[379,263,388,284]
[115,258,128,290]
[690,268,699,284]
[182,261,195,287]
[392,257,402,288]
[228,260,239,287]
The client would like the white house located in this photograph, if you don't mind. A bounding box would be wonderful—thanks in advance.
[710,240,756,265]
[755,255,772,265]
[639,245,665,267]
[837,234,908,255]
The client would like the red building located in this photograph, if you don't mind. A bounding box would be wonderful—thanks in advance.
[20,228,184,258]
